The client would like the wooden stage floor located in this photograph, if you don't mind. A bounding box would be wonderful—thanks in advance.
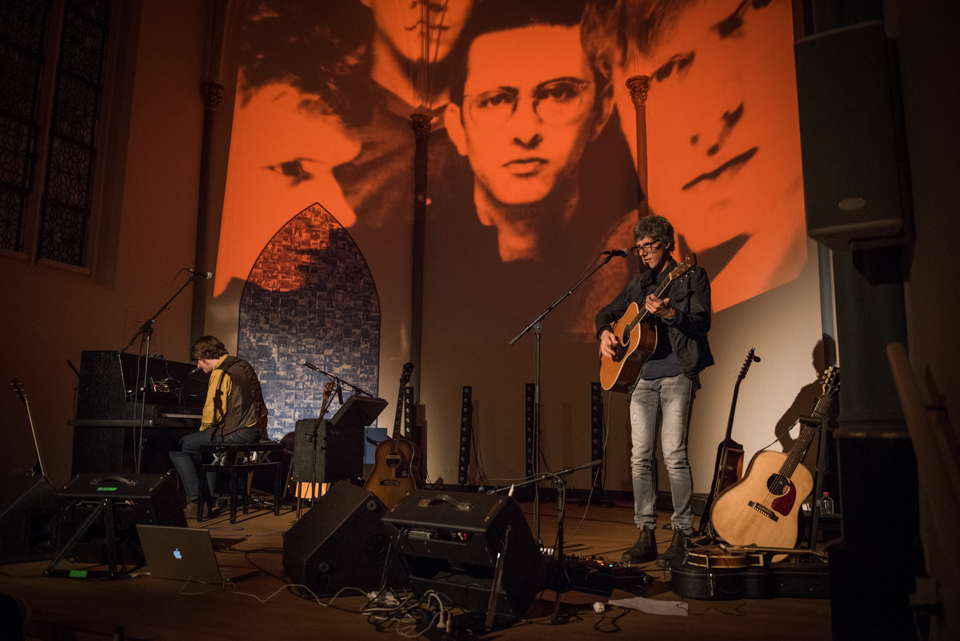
[0,498,832,641]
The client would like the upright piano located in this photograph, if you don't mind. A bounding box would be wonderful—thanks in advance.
[70,351,209,475]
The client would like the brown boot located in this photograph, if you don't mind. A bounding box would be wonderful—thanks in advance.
[621,527,657,564]
[183,500,199,520]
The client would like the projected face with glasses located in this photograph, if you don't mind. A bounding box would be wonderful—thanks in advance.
[446,23,611,260]
[447,24,608,205]
[464,78,593,129]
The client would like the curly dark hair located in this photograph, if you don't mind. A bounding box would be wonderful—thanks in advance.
[191,336,228,362]
[634,215,675,252]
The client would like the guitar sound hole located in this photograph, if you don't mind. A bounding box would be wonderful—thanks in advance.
[766,474,789,495]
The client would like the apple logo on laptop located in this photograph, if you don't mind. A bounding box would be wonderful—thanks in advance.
[173,548,182,560]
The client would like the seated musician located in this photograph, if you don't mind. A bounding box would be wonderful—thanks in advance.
[170,335,268,518]
[596,215,713,567]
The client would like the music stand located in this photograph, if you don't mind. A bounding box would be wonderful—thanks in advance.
[330,395,388,430]
[293,396,388,514]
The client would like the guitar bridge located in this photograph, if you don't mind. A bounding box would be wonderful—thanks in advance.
[748,501,779,522]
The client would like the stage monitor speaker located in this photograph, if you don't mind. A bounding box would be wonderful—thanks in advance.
[282,481,397,596]
[794,20,910,251]
[57,473,186,565]
[383,489,547,623]
[0,474,58,564]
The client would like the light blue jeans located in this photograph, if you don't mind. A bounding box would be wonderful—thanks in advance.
[629,374,697,532]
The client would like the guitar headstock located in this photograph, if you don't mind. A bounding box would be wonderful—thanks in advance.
[323,381,334,400]
[738,348,760,381]
[399,362,414,387]
[669,253,697,281]
[11,378,27,405]
[820,366,840,397]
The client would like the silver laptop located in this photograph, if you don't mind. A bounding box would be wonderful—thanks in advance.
[136,524,258,583]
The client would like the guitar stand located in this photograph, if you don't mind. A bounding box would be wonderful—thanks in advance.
[45,499,127,580]
[803,415,831,552]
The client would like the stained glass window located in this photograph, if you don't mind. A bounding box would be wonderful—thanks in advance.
[0,0,112,266]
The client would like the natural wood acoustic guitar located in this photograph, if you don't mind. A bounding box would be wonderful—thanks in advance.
[710,367,840,548]
[363,362,423,508]
[598,254,697,393]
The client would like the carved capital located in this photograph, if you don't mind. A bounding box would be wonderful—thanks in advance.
[625,75,650,109]
[410,112,432,140]
[200,81,225,111]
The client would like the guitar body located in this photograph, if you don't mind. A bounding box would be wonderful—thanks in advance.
[598,302,658,393]
[710,450,814,549]
[699,439,744,534]
[364,436,423,508]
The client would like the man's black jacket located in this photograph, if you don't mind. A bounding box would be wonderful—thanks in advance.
[595,257,714,382]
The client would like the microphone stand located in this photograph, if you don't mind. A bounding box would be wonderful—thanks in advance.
[508,253,622,541]
[120,271,201,474]
[486,459,602,625]
[301,361,373,398]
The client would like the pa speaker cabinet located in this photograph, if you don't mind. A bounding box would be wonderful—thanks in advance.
[383,489,547,622]
[0,475,58,564]
[795,20,910,251]
[58,473,186,565]
[282,481,397,596]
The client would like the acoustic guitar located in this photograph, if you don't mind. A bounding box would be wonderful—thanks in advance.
[698,348,760,535]
[364,362,423,508]
[599,254,697,393]
[710,367,840,549]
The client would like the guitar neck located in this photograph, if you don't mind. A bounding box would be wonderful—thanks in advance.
[724,379,743,442]
[778,395,834,480]
[392,388,405,440]
[628,274,674,333]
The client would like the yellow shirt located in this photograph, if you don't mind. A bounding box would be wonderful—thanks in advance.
[200,355,231,430]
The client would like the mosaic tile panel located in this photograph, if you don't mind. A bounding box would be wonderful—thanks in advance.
[238,203,381,440]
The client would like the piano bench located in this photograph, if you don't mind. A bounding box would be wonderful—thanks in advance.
[197,441,283,524]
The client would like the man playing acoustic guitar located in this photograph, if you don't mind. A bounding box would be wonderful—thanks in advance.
[596,215,713,567]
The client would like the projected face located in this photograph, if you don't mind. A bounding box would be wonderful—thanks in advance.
[618,0,806,308]
[446,25,602,206]
[363,0,475,63]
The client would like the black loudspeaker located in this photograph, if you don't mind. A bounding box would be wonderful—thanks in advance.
[282,481,396,596]
[57,473,186,565]
[383,489,547,623]
[0,475,58,564]
[794,20,910,251]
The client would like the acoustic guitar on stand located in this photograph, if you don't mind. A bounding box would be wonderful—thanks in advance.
[599,254,696,393]
[710,367,840,549]
[364,362,423,508]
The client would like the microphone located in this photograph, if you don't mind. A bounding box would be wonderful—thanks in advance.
[187,268,213,279]
[337,385,343,405]
[188,367,201,375]
[601,248,630,257]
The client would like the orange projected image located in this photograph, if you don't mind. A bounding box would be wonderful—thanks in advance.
[216,0,807,346]
[609,0,807,311]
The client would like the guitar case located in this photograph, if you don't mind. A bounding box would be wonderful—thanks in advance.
[670,559,830,600]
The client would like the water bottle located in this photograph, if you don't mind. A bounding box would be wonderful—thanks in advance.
[817,491,835,515]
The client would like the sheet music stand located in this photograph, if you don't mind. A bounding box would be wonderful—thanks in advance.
[292,396,388,500]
